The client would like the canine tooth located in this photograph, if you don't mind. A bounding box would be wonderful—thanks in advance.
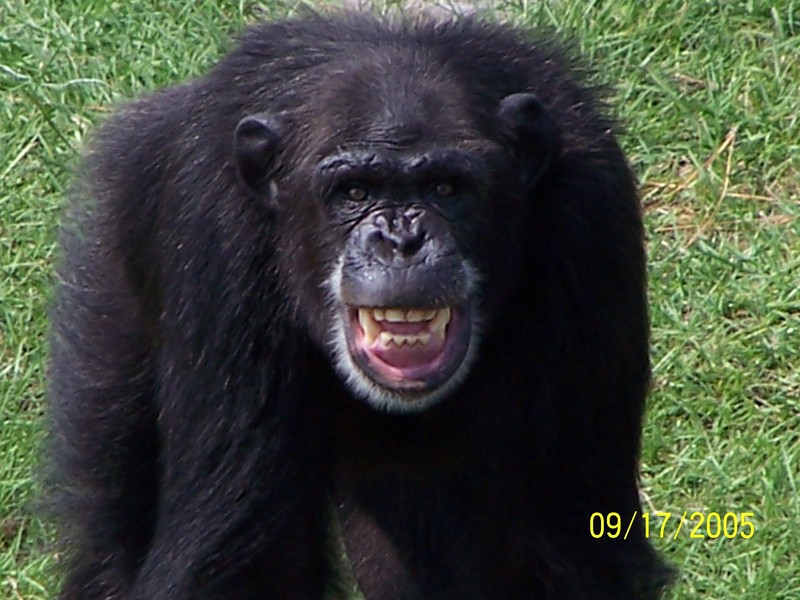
[358,309,381,345]
[385,308,405,322]
[429,307,452,335]
[373,308,386,321]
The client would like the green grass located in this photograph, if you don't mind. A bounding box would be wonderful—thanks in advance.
[1,0,798,597]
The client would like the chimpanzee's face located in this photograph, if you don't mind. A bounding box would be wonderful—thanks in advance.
[234,91,556,413]
[315,146,492,412]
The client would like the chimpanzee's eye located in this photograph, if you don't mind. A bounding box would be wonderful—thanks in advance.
[347,186,368,201]
[434,182,455,198]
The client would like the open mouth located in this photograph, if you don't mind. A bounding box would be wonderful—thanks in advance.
[345,304,472,393]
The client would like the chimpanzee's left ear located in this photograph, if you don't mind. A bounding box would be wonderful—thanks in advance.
[234,113,283,204]
[497,93,560,190]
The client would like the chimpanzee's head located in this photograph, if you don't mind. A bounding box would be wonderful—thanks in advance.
[233,53,558,413]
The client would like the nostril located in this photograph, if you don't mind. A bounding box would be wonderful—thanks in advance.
[364,211,428,262]
[398,230,425,256]
[366,230,395,262]
[367,229,386,245]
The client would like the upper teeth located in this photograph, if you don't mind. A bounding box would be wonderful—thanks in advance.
[356,307,452,346]
[381,308,437,322]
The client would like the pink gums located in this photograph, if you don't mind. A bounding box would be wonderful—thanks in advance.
[352,312,459,382]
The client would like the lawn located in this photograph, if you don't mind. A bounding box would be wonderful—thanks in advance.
[1,0,798,598]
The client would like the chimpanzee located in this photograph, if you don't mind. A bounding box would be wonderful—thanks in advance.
[48,11,670,600]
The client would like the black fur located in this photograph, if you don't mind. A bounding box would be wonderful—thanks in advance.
[48,13,670,599]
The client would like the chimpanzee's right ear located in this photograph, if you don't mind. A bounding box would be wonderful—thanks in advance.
[234,113,283,201]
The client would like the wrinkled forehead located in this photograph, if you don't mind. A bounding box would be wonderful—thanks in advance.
[311,49,481,151]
